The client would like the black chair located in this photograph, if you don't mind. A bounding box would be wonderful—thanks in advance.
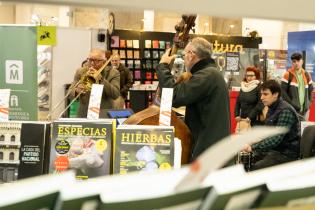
[300,125,315,158]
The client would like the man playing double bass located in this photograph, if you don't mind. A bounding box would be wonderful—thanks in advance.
[71,49,120,118]
[156,37,231,161]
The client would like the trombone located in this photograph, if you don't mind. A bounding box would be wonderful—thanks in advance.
[47,56,113,120]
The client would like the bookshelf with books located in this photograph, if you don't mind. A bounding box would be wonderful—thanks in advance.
[141,31,173,85]
[109,30,174,111]
[109,30,174,85]
[109,30,141,109]
[109,30,142,85]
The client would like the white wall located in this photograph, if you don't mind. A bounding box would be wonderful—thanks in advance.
[58,6,71,27]
[15,4,32,24]
[0,5,15,24]
[51,27,91,119]
[242,18,284,49]
[91,28,106,50]
[299,23,315,31]
[143,10,154,31]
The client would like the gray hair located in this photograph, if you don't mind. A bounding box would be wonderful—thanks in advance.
[189,37,212,60]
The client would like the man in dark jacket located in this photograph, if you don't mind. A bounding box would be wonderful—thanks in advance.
[156,37,230,161]
[111,54,133,109]
[243,80,300,170]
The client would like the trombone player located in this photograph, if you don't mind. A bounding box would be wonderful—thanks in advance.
[70,49,120,118]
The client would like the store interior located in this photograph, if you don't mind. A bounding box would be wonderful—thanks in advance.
[2,2,315,120]
[1,0,315,209]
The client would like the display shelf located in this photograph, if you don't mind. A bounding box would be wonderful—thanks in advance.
[37,45,52,120]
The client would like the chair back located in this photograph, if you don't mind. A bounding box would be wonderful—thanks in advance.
[300,125,315,158]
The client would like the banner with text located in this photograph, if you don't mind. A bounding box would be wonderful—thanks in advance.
[0,26,38,120]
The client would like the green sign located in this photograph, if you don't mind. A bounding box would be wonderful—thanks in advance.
[0,26,38,120]
[37,26,56,45]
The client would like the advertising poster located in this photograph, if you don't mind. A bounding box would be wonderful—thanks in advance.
[0,26,38,120]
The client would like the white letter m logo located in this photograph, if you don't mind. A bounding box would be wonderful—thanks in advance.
[6,60,23,84]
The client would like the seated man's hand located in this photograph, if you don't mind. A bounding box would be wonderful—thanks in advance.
[242,144,252,153]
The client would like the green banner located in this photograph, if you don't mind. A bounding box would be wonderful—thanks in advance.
[0,26,38,120]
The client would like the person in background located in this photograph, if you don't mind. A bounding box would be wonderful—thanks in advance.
[281,52,313,120]
[71,49,120,118]
[235,66,264,127]
[156,37,230,161]
[243,80,300,170]
[111,53,133,109]
[105,50,112,61]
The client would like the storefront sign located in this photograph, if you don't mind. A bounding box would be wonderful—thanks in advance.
[211,40,244,53]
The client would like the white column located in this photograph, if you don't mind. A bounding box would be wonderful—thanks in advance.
[143,10,154,31]
[58,6,71,27]
[242,18,283,49]
[15,4,32,24]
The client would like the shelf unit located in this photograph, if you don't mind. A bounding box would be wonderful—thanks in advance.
[37,46,52,120]
[109,30,174,85]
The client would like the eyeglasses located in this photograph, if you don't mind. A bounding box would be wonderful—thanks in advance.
[182,50,196,56]
[246,74,256,77]
[87,58,105,64]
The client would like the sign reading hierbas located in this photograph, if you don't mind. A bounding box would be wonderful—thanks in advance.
[113,125,175,175]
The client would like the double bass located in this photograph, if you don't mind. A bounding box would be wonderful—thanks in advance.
[124,15,197,164]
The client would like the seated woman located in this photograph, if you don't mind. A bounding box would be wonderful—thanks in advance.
[235,66,264,127]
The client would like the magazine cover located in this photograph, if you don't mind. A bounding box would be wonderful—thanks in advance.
[49,119,114,179]
[113,125,174,174]
[0,121,50,183]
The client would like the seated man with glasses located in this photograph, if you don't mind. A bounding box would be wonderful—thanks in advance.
[70,48,120,118]
[156,37,230,161]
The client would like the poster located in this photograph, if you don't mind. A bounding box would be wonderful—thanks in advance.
[0,26,38,120]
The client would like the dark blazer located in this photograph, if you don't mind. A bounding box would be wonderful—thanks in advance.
[117,65,133,99]
[157,58,231,161]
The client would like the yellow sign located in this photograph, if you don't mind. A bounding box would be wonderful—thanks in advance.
[37,26,56,45]
[211,40,244,53]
